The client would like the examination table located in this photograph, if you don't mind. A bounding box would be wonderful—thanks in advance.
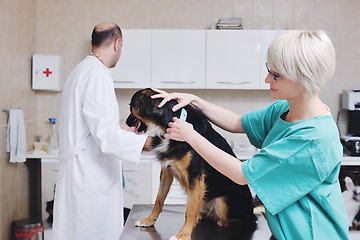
[120,204,272,240]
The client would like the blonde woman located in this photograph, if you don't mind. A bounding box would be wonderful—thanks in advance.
[153,30,348,239]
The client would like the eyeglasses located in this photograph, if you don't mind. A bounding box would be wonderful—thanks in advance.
[266,63,285,83]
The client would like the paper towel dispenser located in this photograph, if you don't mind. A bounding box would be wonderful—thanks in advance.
[32,54,64,91]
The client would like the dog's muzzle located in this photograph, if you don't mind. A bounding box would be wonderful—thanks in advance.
[126,115,147,133]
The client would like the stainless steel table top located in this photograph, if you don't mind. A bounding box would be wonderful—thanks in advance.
[120,204,272,240]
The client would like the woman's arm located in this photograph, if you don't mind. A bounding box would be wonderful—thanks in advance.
[165,117,248,185]
[152,89,245,133]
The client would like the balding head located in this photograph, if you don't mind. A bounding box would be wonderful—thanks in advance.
[91,22,122,48]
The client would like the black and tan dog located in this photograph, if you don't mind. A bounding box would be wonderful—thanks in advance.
[126,88,256,240]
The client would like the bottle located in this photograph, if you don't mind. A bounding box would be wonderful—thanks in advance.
[48,118,59,155]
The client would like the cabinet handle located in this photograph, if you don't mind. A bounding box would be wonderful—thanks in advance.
[160,81,196,84]
[114,80,137,83]
[215,81,250,84]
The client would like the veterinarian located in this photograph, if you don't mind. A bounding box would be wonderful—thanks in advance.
[53,22,152,240]
[153,30,349,239]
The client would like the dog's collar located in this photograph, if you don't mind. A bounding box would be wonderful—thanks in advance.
[160,108,187,139]
[179,108,188,121]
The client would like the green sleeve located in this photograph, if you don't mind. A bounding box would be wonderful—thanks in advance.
[241,137,328,215]
[242,100,288,149]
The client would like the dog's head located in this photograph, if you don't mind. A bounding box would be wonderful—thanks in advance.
[126,88,182,136]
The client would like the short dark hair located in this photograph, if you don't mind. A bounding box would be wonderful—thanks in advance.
[91,25,122,47]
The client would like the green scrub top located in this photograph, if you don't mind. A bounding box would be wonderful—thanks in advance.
[241,100,348,240]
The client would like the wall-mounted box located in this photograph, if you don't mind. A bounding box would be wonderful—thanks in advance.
[32,54,64,91]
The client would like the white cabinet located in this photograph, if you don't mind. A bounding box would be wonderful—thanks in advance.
[151,161,187,204]
[111,30,151,89]
[111,29,289,90]
[151,30,206,89]
[123,153,187,208]
[206,30,261,89]
[123,157,153,209]
[259,30,288,89]
[41,160,58,224]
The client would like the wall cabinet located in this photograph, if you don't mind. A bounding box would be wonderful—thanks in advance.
[151,30,206,89]
[111,30,151,88]
[206,30,261,89]
[259,30,288,89]
[112,29,289,90]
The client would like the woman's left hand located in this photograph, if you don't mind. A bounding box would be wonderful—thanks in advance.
[164,117,195,142]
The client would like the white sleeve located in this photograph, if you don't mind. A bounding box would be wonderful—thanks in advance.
[81,70,147,164]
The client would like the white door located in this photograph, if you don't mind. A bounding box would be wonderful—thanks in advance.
[111,29,151,89]
[206,30,261,89]
[41,160,59,223]
[151,30,206,89]
[151,160,187,204]
[123,159,153,208]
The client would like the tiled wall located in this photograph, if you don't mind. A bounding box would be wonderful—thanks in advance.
[34,0,360,139]
[0,0,37,239]
[1,0,360,239]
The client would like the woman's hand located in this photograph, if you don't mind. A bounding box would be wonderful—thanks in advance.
[151,88,196,112]
[164,117,195,142]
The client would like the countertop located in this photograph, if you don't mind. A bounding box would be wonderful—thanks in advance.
[26,152,360,165]
[120,204,272,240]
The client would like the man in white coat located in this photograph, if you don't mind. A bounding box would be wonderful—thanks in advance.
[52,22,152,240]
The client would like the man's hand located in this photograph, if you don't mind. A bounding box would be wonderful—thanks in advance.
[120,119,135,132]
[143,136,153,151]
[120,120,152,151]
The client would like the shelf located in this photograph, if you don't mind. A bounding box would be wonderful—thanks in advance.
[26,153,59,163]
[26,153,58,159]
[342,155,360,166]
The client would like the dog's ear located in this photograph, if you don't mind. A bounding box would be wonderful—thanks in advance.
[144,97,179,126]
[143,97,163,115]
[345,176,356,191]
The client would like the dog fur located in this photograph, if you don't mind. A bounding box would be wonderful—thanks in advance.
[126,88,256,240]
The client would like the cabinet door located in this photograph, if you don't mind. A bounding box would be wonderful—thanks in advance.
[41,161,59,222]
[123,160,153,208]
[206,30,261,89]
[259,30,288,89]
[152,30,206,89]
[151,161,187,204]
[111,30,151,89]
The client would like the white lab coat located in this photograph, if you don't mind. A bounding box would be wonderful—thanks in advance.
[52,56,147,240]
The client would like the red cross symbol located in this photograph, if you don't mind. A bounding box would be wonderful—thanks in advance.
[43,68,52,77]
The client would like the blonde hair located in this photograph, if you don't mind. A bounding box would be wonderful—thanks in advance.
[267,30,336,98]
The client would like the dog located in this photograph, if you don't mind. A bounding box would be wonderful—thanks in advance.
[126,88,256,240]
[343,176,360,228]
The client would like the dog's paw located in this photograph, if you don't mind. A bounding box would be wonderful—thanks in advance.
[169,233,191,240]
[216,219,228,227]
[135,218,155,227]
